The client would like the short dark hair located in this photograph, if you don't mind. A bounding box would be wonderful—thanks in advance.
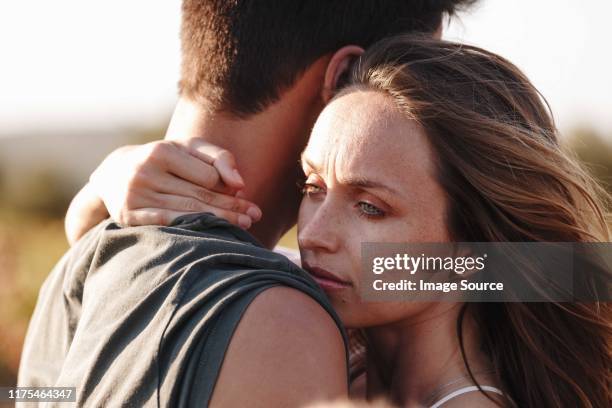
[179,0,475,117]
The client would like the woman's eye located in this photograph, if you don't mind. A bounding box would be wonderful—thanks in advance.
[357,201,385,218]
[301,183,324,196]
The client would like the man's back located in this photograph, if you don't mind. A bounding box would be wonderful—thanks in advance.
[19,213,347,406]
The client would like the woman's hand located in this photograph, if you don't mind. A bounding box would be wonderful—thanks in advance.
[65,139,261,245]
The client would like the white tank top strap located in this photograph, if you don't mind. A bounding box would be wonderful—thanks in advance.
[429,385,504,408]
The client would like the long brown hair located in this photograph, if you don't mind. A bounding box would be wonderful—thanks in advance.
[348,36,611,407]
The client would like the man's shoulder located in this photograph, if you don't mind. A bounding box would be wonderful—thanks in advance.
[237,286,345,344]
[75,214,309,313]
[93,213,272,263]
[209,286,348,406]
[84,214,273,274]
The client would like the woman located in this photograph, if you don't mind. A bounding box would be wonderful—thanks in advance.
[296,36,611,407]
[68,37,611,407]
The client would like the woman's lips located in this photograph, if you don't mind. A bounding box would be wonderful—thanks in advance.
[302,262,352,291]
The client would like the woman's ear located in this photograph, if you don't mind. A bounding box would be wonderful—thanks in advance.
[321,45,364,103]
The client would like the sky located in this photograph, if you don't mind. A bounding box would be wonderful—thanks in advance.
[0,0,611,138]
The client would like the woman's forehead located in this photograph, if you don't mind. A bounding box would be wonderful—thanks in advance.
[303,90,437,189]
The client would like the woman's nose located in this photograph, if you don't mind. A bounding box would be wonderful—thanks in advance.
[298,203,340,253]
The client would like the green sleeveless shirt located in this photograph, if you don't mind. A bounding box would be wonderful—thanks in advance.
[19,213,348,406]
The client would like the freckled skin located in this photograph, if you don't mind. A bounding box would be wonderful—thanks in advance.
[298,90,451,328]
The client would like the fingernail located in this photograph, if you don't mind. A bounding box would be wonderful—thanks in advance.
[247,206,262,221]
[235,190,245,198]
[238,214,252,229]
[233,169,244,186]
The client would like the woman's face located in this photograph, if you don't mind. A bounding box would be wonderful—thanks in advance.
[298,90,450,328]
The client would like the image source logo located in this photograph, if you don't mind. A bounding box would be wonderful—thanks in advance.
[361,242,612,302]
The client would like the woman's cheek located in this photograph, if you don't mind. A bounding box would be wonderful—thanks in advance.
[297,198,316,230]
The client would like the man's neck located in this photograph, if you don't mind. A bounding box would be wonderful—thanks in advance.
[164,70,323,247]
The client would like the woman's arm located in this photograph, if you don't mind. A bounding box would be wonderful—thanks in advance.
[65,182,109,245]
[64,139,261,245]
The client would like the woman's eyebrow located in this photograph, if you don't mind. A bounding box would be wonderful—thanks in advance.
[341,177,401,196]
[300,155,401,196]
[299,154,318,171]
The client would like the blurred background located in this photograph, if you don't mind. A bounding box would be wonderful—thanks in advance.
[0,0,610,386]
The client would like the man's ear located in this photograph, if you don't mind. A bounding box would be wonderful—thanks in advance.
[321,45,364,103]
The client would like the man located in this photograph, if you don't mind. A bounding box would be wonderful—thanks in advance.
[19,1,474,406]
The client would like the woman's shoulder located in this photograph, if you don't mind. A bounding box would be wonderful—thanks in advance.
[432,385,507,408]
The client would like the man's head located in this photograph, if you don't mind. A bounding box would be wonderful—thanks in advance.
[179,0,475,117]
[168,0,476,247]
